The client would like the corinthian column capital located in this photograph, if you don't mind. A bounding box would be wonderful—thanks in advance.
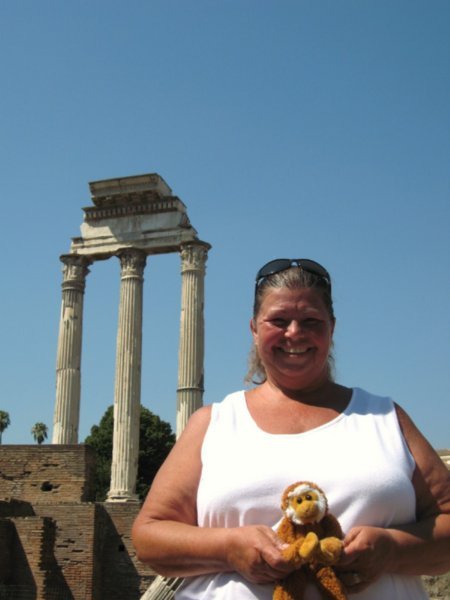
[60,254,92,292]
[180,241,211,274]
[117,248,147,279]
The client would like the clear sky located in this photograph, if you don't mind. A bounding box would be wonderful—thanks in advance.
[1,1,448,450]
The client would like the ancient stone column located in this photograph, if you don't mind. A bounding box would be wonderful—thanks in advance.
[176,241,210,436]
[107,248,147,502]
[53,254,91,444]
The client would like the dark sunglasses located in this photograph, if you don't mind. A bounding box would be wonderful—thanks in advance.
[255,258,331,292]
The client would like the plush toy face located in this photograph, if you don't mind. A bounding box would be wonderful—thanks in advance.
[284,482,327,525]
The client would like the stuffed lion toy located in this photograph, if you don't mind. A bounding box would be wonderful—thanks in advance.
[273,481,347,600]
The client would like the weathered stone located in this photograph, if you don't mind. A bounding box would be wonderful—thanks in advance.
[72,173,198,259]
[108,249,146,502]
[176,241,211,436]
[53,255,92,444]
[53,172,210,500]
[423,573,450,599]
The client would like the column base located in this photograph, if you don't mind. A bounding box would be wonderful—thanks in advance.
[106,491,140,503]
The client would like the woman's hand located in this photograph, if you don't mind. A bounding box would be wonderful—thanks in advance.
[337,526,397,592]
[225,525,294,584]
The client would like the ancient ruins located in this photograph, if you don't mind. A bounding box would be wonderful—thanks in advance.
[53,172,210,500]
[0,173,210,599]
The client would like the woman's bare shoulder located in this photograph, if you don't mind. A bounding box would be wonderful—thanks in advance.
[178,404,212,441]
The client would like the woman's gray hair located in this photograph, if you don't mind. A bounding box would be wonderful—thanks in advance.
[245,266,335,385]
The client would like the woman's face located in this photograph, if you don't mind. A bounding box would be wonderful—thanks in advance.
[250,287,335,392]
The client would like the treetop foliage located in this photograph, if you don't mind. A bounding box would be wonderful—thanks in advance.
[85,405,175,501]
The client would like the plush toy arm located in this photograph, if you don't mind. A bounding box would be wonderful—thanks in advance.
[298,531,342,565]
[277,518,305,566]
[314,513,344,565]
[281,539,305,564]
[299,532,320,560]
[318,536,344,565]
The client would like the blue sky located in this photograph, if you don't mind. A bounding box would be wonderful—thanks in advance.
[1,1,448,450]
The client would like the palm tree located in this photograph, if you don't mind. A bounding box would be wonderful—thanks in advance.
[31,422,48,445]
[0,410,11,444]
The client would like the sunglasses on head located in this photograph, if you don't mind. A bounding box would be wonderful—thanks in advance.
[255,258,331,292]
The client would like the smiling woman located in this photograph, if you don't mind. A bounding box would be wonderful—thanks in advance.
[132,258,450,600]
[250,271,334,390]
[249,287,336,415]
[247,261,335,389]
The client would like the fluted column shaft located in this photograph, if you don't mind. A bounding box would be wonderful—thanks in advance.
[176,242,210,436]
[53,254,91,444]
[108,249,147,502]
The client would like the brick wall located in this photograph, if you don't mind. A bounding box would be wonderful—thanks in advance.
[100,503,155,600]
[12,516,50,597]
[0,518,14,582]
[33,504,97,600]
[0,445,155,600]
[0,445,96,503]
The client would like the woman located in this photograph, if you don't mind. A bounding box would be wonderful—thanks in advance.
[132,258,450,599]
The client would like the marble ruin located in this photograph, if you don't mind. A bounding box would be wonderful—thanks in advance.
[52,173,211,501]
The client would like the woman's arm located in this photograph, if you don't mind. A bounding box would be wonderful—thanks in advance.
[339,403,450,591]
[131,405,291,583]
[390,404,450,574]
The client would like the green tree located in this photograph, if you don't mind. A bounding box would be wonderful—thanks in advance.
[0,410,11,444]
[85,405,175,501]
[31,422,48,444]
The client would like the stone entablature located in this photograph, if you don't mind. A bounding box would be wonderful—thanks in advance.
[71,173,198,259]
[89,173,171,202]
[83,196,187,222]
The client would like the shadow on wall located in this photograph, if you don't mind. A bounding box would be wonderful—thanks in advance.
[97,507,145,600]
[0,528,37,600]
[42,518,74,600]
[0,501,73,600]
[0,501,36,599]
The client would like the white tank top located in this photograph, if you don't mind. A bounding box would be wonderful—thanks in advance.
[176,388,428,599]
